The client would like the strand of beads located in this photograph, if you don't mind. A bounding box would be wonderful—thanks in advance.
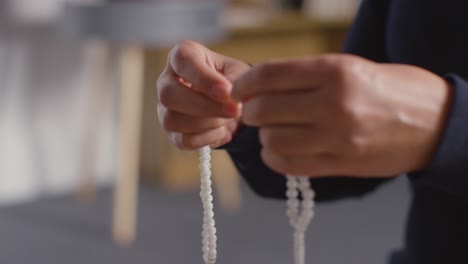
[198,146,315,264]
[199,146,217,264]
[286,175,315,264]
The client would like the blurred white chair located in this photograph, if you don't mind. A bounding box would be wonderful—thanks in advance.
[62,1,226,246]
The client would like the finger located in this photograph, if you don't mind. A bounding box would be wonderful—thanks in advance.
[222,58,251,83]
[169,41,232,102]
[260,149,347,177]
[259,126,336,156]
[210,120,239,148]
[158,105,231,134]
[169,126,231,150]
[242,90,328,126]
[158,78,239,118]
[232,57,331,102]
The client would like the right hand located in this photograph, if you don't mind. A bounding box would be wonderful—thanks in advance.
[157,40,250,150]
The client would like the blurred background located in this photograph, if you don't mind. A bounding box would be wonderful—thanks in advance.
[0,0,410,263]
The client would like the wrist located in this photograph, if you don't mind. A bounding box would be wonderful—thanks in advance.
[378,64,453,172]
[413,71,454,171]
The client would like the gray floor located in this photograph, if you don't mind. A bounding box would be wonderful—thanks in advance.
[0,177,410,264]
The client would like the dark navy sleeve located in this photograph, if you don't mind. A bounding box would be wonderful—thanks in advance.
[222,126,393,201]
[221,126,287,199]
[409,74,468,204]
[343,0,391,62]
[221,0,397,201]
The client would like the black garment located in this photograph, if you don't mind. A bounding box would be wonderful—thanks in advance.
[224,0,468,263]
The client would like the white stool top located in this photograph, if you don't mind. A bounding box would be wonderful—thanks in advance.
[61,2,226,47]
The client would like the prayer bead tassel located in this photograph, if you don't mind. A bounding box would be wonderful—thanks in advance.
[286,176,315,264]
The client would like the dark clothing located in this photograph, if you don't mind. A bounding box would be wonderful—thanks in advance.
[224,0,468,263]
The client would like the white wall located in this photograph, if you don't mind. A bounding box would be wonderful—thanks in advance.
[0,4,116,204]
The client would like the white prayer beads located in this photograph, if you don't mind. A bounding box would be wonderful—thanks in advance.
[198,146,315,264]
[199,146,217,264]
[286,175,315,264]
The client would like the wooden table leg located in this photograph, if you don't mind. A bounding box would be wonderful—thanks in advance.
[112,46,144,247]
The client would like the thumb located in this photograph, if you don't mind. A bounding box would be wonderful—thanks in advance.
[169,41,232,102]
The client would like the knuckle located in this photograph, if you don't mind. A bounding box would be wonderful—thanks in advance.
[259,129,281,153]
[161,111,177,132]
[315,55,334,68]
[342,133,368,156]
[168,133,186,150]
[326,57,368,132]
[334,109,366,156]
[333,60,352,82]
[243,97,269,125]
[210,118,228,130]
[156,70,171,99]
[261,149,291,175]
[157,104,168,125]
[334,95,356,119]
[333,57,362,86]
[156,73,165,90]
[158,84,174,108]
[171,133,201,150]
[330,86,360,124]
[180,134,203,150]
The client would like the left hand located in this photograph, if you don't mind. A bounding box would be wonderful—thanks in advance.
[231,54,452,178]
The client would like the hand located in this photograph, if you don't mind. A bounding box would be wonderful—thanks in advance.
[157,40,250,150]
[232,54,452,178]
